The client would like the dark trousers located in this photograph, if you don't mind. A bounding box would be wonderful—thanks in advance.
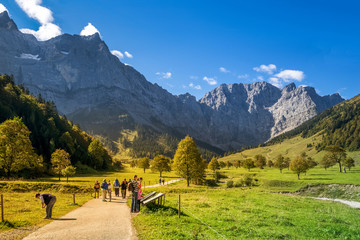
[121,189,126,198]
[46,197,56,218]
[114,188,119,196]
[131,192,138,212]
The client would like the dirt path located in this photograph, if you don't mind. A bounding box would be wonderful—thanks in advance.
[22,178,183,240]
[23,196,137,240]
[313,197,360,208]
[143,178,183,189]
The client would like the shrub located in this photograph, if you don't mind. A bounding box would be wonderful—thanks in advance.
[206,179,218,187]
[226,180,234,188]
[242,174,253,186]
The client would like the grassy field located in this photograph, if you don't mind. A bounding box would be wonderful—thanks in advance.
[133,164,360,240]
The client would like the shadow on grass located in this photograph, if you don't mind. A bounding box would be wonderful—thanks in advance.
[143,203,188,217]
[303,178,333,180]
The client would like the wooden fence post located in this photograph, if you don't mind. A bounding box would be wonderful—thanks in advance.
[73,193,75,205]
[178,194,181,218]
[1,194,4,222]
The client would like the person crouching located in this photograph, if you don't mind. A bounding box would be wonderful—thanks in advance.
[36,193,57,219]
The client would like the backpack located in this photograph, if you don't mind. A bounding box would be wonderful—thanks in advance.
[114,179,120,187]
[128,182,134,192]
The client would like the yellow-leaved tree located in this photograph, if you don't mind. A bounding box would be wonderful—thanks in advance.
[173,136,206,186]
[0,117,42,178]
[51,149,71,181]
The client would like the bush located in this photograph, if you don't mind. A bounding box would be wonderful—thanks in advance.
[242,174,253,187]
[234,180,243,187]
[206,179,218,187]
[226,180,234,188]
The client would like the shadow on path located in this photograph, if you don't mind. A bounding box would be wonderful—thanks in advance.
[52,218,77,221]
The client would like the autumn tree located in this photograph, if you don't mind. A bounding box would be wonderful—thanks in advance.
[254,154,266,169]
[51,149,71,181]
[151,155,171,177]
[290,156,309,180]
[137,157,150,173]
[62,165,76,183]
[243,158,255,172]
[173,136,205,186]
[344,157,355,171]
[226,161,232,169]
[233,160,240,168]
[325,145,347,172]
[0,117,42,178]
[267,159,273,168]
[208,158,220,173]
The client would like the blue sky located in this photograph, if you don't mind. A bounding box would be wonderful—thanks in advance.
[1,0,359,99]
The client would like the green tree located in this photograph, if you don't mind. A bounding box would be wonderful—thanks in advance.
[173,136,205,186]
[233,160,240,168]
[151,155,171,177]
[344,157,355,171]
[254,154,266,169]
[88,139,110,169]
[319,153,336,170]
[274,154,286,173]
[243,158,255,172]
[61,165,76,183]
[219,161,226,169]
[137,157,150,173]
[267,159,273,168]
[0,117,41,178]
[208,157,220,173]
[284,157,291,170]
[290,156,309,180]
[226,161,232,169]
[51,149,71,181]
[325,145,347,172]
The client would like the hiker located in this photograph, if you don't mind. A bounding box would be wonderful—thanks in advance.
[113,178,120,197]
[130,175,140,213]
[108,180,112,199]
[159,178,161,185]
[137,177,143,212]
[94,180,100,198]
[121,179,127,199]
[36,193,56,219]
[162,178,165,185]
[101,179,108,202]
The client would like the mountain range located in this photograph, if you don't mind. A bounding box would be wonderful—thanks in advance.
[0,11,344,158]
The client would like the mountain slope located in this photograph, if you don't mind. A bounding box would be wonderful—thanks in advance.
[0,11,344,156]
[0,74,110,171]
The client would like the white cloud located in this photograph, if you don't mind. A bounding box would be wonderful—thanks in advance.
[80,23,100,37]
[124,51,133,58]
[156,72,172,79]
[269,77,282,88]
[20,23,61,41]
[189,83,201,90]
[111,50,124,59]
[0,3,8,13]
[219,67,230,73]
[15,0,62,41]
[257,76,264,81]
[203,76,217,85]
[275,70,305,82]
[190,75,199,80]
[237,74,249,79]
[253,64,277,74]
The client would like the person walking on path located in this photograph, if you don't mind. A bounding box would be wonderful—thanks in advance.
[121,179,127,199]
[113,179,120,197]
[36,193,57,219]
[162,178,165,185]
[100,179,108,202]
[137,177,143,212]
[130,175,140,213]
[93,181,100,198]
[159,178,161,185]
[108,180,112,199]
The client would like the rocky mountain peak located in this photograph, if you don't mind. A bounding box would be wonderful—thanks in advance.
[0,11,17,30]
[282,83,296,92]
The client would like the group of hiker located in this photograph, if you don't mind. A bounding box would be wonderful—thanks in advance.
[93,178,129,201]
